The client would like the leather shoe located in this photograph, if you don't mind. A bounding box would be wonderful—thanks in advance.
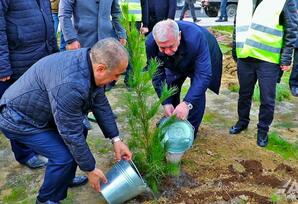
[69,176,88,188]
[290,86,298,97]
[25,155,47,169]
[257,131,268,147]
[229,124,248,134]
[36,199,60,204]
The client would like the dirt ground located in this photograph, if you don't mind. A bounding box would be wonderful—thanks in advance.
[0,33,298,204]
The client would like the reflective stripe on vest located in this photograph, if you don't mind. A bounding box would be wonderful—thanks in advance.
[235,0,286,64]
[120,0,142,21]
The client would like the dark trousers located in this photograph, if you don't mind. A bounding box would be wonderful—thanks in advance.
[290,48,298,87]
[166,73,206,137]
[180,0,197,21]
[0,129,87,202]
[0,81,37,164]
[237,58,280,133]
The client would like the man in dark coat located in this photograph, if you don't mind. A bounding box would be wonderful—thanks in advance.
[146,20,222,137]
[143,0,176,32]
[0,0,58,169]
[0,38,132,204]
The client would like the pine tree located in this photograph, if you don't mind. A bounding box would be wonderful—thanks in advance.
[120,3,179,193]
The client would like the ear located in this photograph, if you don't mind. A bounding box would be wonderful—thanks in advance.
[94,64,107,75]
[93,63,107,78]
[178,31,181,41]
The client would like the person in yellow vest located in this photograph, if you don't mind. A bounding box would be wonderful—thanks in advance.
[120,0,149,34]
[119,0,149,88]
[229,0,298,147]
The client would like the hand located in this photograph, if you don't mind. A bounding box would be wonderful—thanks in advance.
[87,168,108,192]
[66,40,81,50]
[172,102,189,120]
[280,65,291,71]
[119,38,127,46]
[163,104,175,117]
[0,76,11,82]
[140,27,149,35]
[113,141,132,161]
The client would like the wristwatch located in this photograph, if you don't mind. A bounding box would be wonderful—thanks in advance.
[184,101,193,110]
[111,136,123,144]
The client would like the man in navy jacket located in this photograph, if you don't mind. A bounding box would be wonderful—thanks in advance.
[146,20,222,137]
[0,0,58,169]
[0,38,132,204]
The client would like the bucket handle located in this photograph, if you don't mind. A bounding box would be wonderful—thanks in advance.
[128,160,147,188]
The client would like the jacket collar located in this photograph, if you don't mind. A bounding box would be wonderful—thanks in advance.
[87,49,96,87]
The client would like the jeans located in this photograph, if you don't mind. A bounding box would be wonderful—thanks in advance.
[237,58,280,133]
[219,0,228,18]
[0,129,88,202]
[52,13,66,51]
[290,48,298,87]
[1,80,37,164]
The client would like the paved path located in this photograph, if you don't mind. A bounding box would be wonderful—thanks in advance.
[175,17,234,27]
[175,8,234,27]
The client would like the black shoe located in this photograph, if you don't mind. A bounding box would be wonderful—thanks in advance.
[69,176,88,188]
[290,86,298,97]
[215,17,228,22]
[36,199,60,204]
[257,131,268,147]
[25,155,47,169]
[193,19,201,23]
[229,123,248,134]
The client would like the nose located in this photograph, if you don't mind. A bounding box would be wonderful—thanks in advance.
[165,48,173,56]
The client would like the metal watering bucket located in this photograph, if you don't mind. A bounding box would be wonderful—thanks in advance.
[101,160,147,204]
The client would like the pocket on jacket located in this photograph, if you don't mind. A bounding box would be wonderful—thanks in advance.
[6,22,22,49]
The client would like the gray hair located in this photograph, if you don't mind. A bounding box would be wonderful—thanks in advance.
[90,38,129,70]
[152,19,179,42]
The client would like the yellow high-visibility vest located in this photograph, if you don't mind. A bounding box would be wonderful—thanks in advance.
[120,0,142,22]
[236,0,286,64]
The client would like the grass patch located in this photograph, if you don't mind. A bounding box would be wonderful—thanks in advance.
[273,121,296,129]
[61,190,75,204]
[87,137,110,154]
[266,132,298,160]
[227,83,239,92]
[0,133,9,149]
[219,43,232,54]
[211,26,234,34]
[3,186,27,203]
[202,112,216,123]
[269,193,282,203]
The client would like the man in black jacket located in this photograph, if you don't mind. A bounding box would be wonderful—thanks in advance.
[0,38,132,204]
[143,0,176,32]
